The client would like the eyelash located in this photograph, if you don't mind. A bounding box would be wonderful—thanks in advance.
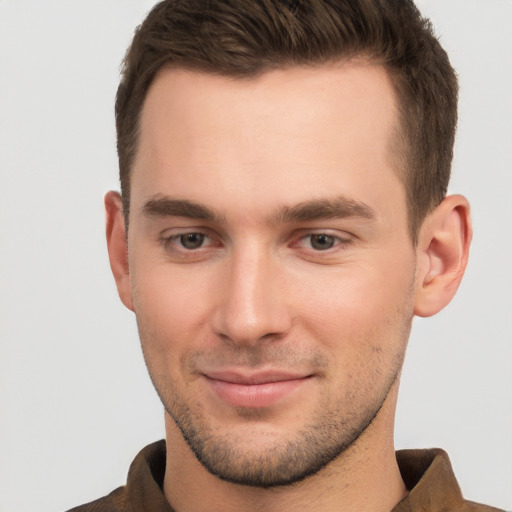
[160,232,216,252]
[293,232,351,252]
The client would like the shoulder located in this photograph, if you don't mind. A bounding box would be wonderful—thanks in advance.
[66,440,168,512]
[395,448,507,512]
[461,501,508,512]
[66,486,128,512]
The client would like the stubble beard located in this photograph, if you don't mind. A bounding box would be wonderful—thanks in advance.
[164,377,398,488]
[146,343,406,489]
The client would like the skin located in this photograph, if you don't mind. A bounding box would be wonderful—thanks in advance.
[106,63,471,512]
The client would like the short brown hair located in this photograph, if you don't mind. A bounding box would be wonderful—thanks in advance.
[116,0,458,241]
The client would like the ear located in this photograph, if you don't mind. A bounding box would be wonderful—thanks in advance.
[414,194,472,317]
[105,191,134,312]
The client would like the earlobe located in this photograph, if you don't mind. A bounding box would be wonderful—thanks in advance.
[105,191,135,312]
[414,194,472,317]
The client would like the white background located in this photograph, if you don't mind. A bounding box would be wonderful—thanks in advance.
[0,1,510,511]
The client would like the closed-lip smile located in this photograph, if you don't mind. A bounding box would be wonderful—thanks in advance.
[202,369,313,408]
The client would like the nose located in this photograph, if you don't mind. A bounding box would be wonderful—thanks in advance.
[212,247,292,346]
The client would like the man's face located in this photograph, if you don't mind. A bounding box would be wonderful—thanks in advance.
[126,63,418,486]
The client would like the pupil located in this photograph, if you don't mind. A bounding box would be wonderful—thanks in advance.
[311,234,334,250]
[181,233,204,249]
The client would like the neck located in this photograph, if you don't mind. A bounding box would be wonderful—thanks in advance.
[163,386,407,512]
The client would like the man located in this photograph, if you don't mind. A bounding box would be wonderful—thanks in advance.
[69,1,504,511]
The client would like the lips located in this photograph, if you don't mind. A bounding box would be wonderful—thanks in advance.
[202,370,312,408]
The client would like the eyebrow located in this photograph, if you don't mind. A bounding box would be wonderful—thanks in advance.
[141,194,375,224]
[142,195,224,222]
[270,197,376,224]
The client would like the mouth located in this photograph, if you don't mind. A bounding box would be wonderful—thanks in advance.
[202,369,313,408]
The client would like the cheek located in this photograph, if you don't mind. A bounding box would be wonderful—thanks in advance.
[131,261,218,360]
[291,257,415,356]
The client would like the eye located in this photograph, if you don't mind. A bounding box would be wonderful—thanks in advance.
[159,229,222,262]
[179,232,206,250]
[308,234,337,251]
[160,231,215,253]
[292,231,352,255]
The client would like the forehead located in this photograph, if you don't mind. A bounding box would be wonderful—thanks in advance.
[131,63,404,223]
